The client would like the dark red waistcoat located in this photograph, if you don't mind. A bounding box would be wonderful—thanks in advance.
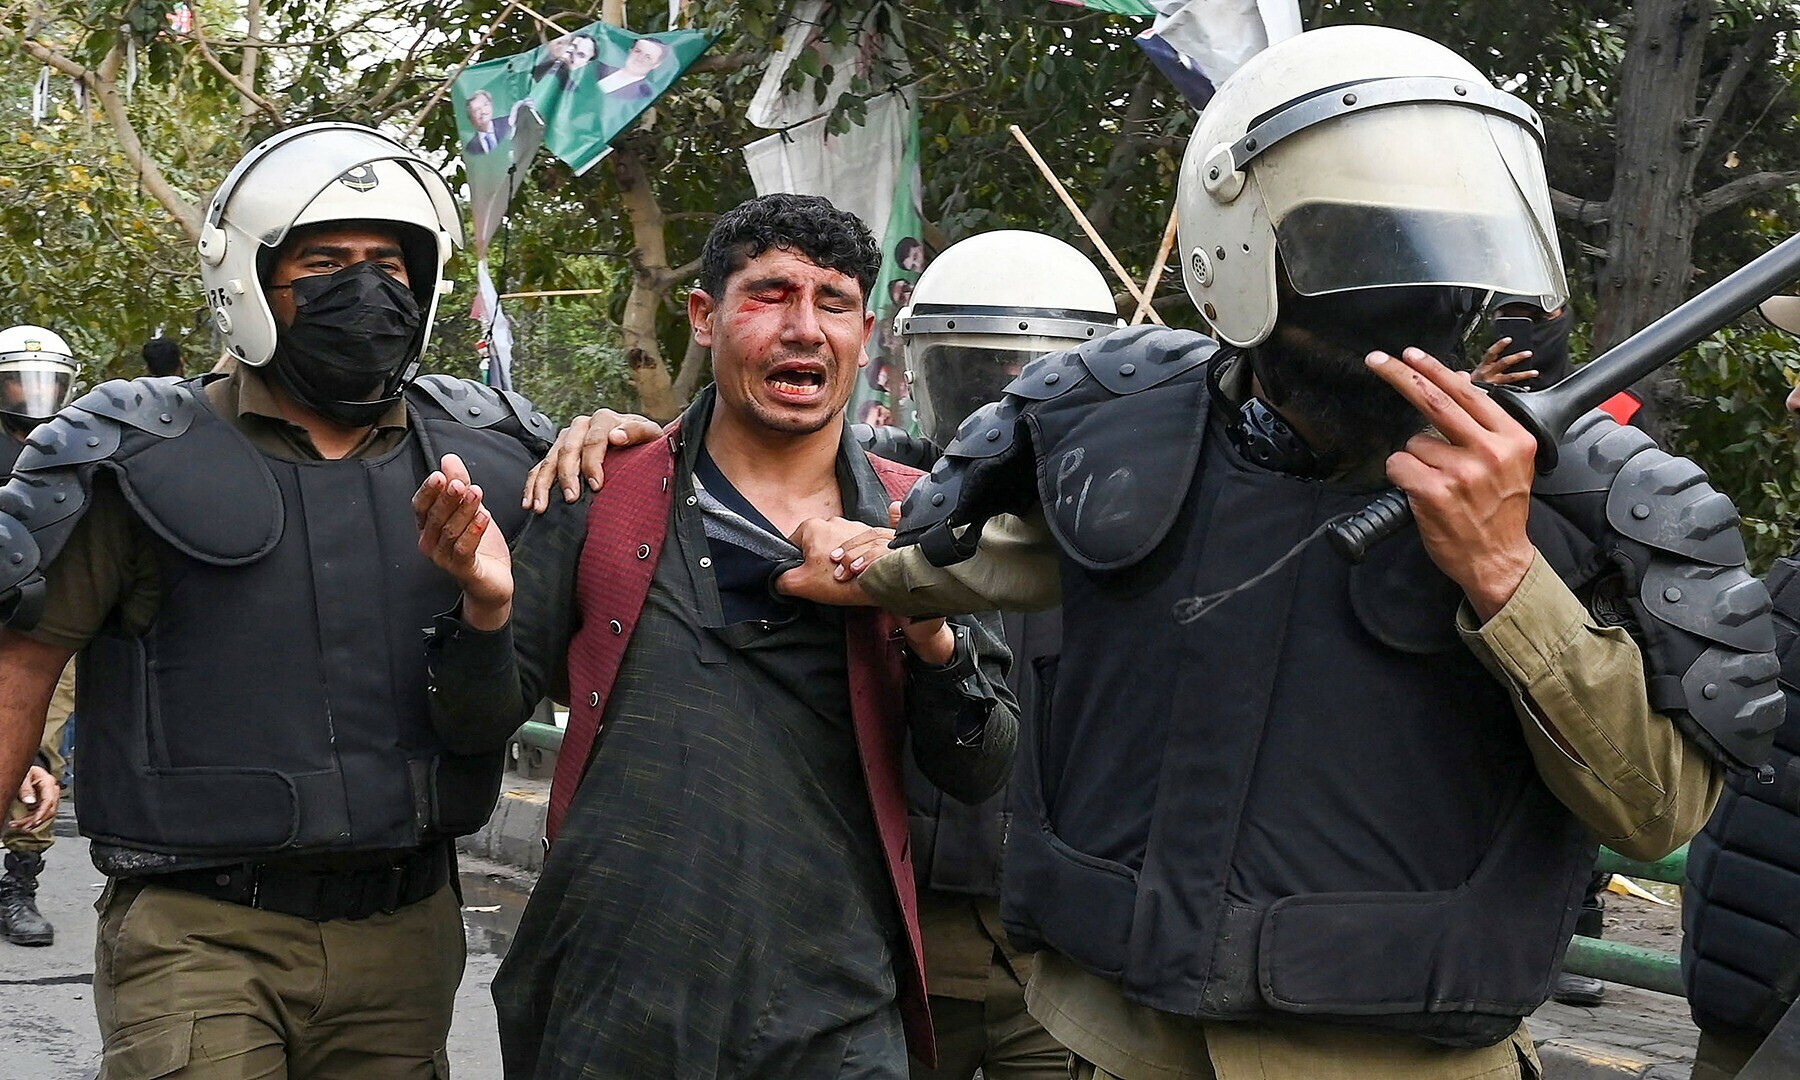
[550,428,936,1061]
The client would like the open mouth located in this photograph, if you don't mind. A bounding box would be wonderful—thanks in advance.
[766,360,828,402]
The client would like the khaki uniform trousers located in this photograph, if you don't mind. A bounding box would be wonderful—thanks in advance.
[4,658,74,855]
[95,877,464,1079]
[908,956,1070,1080]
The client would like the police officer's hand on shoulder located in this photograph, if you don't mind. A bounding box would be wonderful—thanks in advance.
[523,408,664,511]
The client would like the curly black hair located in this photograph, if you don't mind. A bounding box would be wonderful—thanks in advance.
[698,193,881,305]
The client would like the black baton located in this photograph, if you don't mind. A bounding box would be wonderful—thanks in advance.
[1330,230,1800,561]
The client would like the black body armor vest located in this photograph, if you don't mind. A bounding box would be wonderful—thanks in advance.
[1684,554,1800,1037]
[891,326,1780,1046]
[0,434,21,479]
[0,374,554,858]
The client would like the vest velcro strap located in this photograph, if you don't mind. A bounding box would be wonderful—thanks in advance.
[1647,674,1689,713]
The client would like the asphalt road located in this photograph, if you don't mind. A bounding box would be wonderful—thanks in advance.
[0,834,526,1079]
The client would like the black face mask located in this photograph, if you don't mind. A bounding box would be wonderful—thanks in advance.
[269,261,423,427]
[1492,308,1572,390]
[1249,285,1482,470]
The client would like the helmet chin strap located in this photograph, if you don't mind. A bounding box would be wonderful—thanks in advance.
[1214,347,1322,478]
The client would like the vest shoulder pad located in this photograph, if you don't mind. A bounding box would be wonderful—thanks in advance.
[409,375,558,454]
[1536,410,1781,772]
[895,326,1215,568]
[64,376,201,439]
[0,377,241,628]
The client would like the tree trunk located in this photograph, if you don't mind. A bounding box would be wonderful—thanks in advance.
[601,0,684,421]
[611,144,683,421]
[240,0,263,125]
[1591,0,1713,432]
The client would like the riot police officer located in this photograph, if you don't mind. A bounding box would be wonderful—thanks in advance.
[0,324,78,946]
[0,123,560,1077]
[888,231,1121,1080]
[1680,295,1800,1080]
[780,26,1777,1080]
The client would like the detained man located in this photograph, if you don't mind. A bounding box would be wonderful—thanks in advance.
[416,193,1019,1079]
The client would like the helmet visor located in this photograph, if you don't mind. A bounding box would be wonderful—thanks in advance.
[0,365,72,420]
[907,337,1071,447]
[1256,104,1566,310]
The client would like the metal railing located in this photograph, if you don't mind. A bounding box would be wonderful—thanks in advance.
[1561,845,1688,997]
[507,717,564,780]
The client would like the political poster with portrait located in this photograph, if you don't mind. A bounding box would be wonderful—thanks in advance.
[858,99,927,431]
[454,22,712,176]
[451,21,711,386]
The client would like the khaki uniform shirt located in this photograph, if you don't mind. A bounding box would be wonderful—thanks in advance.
[861,510,1722,1080]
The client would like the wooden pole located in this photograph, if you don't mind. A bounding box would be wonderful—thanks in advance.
[1008,124,1163,326]
[515,0,575,36]
[498,288,615,299]
[1132,204,1179,326]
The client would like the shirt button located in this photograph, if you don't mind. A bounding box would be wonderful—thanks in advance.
[699,556,713,568]
[589,692,601,707]
[609,620,624,634]
[686,495,698,506]
[636,544,651,559]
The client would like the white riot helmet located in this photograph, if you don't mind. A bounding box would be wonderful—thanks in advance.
[1176,25,1567,348]
[197,122,462,370]
[0,325,78,426]
[898,231,1122,446]
[1761,296,1800,336]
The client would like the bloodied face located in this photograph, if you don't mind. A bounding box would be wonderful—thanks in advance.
[690,246,873,437]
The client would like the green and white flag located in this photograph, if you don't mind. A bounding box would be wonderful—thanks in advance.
[451,21,711,386]
[453,22,712,178]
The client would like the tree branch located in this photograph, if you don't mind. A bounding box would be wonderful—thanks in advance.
[657,256,703,289]
[1693,30,1766,160]
[190,11,282,123]
[1551,188,1610,226]
[361,22,432,115]
[17,36,201,241]
[688,52,754,75]
[1085,73,1156,239]
[1696,169,1800,216]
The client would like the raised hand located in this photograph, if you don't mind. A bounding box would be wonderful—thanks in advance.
[1366,347,1539,622]
[1472,335,1538,387]
[415,453,514,630]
